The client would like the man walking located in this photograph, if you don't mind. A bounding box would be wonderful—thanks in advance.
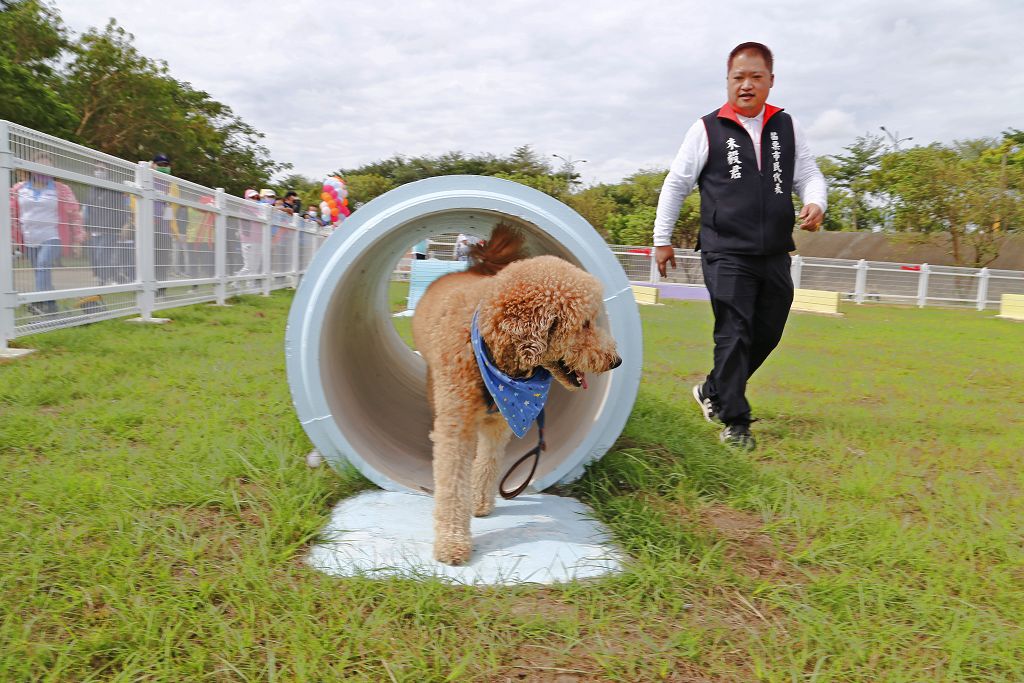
[653,42,827,450]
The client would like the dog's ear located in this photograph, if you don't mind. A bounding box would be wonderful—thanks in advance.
[515,317,552,368]
[503,308,553,369]
[482,295,556,374]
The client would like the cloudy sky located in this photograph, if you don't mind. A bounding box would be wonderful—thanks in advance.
[56,0,1024,186]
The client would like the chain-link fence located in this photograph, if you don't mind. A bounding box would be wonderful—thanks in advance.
[2,120,331,348]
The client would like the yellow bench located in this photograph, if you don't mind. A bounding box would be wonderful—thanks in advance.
[997,293,1024,321]
[792,288,842,316]
[631,284,661,306]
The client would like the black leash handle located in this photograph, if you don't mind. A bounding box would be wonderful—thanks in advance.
[499,409,545,499]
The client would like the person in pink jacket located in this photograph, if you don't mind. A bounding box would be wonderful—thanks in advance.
[10,153,84,314]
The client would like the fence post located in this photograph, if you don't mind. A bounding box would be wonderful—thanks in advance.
[976,267,990,311]
[214,187,227,305]
[262,205,272,297]
[0,120,19,352]
[917,263,930,308]
[649,249,660,284]
[291,216,300,289]
[854,259,868,304]
[136,161,157,319]
[791,254,803,289]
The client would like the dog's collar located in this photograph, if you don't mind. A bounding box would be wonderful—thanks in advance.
[471,309,552,438]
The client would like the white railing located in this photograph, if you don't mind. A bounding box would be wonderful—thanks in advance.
[386,240,1024,311]
[1,120,331,348]
[609,246,1024,311]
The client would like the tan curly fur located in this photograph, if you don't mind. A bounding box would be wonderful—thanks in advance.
[412,224,621,565]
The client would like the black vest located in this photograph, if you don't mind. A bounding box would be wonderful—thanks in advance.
[697,105,796,255]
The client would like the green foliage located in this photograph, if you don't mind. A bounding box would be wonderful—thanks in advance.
[606,205,657,245]
[337,145,559,193]
[589,170,699,248]
[61,20,284,193]
[874,140,1024,266]
[0,7,283,194]
[822,134,886,231]
[564,187,619,239]
[344,172,397,207]
[493,171,567,197]
[608,169,668,208]
[0,0,77,136]
[336,146,570,208]
[273,173,324,213]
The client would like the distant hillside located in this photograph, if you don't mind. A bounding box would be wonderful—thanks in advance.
[794,232,1024,271]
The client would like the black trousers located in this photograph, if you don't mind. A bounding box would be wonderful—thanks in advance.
[701,251,793,426]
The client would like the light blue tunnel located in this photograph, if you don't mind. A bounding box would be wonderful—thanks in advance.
[285,176,642,494]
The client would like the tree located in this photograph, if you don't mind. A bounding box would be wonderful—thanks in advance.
[343,173,396,208]
[875,142,1024,267]
[59,20,283,193]
[273,173,324,213]
[823,134,886,231]
[606,206,658,246]
[606,170,667,210]
[564,187,618,239]
[0,0,77,136]
[337,145,557,189]
[493,172,566,198]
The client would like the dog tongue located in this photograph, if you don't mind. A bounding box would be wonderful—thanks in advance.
[580,373,588,390]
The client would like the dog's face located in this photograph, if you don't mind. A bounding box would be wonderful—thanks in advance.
[480,256,621,390]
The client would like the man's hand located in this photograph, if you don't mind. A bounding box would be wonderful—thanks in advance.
[798,203,824,232]
[655,245,676,277]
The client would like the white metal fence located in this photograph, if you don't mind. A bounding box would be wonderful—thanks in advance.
[387,240,1024,311]
[609,247,1024,311]
[1,120,331,348]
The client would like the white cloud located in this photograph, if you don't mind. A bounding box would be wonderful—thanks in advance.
[805,109,861,152]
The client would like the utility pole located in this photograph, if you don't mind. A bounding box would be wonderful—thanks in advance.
[552,153,587,193]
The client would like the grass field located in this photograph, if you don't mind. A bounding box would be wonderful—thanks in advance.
[1,288,1022,682]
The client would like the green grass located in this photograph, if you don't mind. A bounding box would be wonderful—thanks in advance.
[1,290,1022,681]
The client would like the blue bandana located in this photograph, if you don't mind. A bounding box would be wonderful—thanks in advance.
[471,310,552,438]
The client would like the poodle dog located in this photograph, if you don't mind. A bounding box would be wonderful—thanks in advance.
[412,224,622,565]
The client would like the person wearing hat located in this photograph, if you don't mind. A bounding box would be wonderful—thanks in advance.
[259,188,276,205]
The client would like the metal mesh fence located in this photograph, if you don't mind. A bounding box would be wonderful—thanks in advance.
[2,120,332,345]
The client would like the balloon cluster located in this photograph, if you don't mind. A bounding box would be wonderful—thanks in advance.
[320,176,351,225]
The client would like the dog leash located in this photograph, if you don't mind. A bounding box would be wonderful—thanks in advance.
[498,408,545,499]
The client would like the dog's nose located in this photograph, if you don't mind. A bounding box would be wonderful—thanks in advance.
[609,355,622,370]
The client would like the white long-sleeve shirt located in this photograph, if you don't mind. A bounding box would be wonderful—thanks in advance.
[652,107,827,247]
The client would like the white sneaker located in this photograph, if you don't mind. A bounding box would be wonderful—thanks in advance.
[692,383,719,423]
[720,423,756,451]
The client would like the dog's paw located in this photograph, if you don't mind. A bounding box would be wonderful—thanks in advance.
[473,498,495,518]
[434,536,473,566]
